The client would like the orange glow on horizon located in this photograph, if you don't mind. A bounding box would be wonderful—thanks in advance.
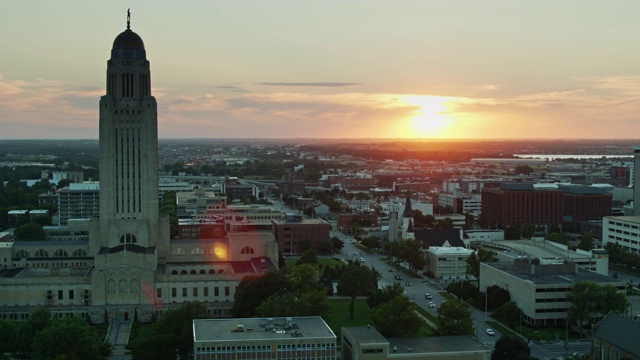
[398,95,458,138]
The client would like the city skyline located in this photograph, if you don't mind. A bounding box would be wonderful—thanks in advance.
[2,1,640,139]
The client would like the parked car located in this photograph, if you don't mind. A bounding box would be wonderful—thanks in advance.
[429,302,436,308]
[485,329,495,336]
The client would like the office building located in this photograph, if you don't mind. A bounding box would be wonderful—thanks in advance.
[192,316,336,360]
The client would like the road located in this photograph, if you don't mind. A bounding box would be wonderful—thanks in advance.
[331,225,594,359]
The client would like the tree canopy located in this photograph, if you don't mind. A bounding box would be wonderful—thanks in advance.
[337,263,380,319]
[567,281,628,337]
[371,295,422,337]
[466,248,498,278]
[435,299,473,336]
[232,271,288,318]
[491,335,534,360]
[129,302,207,360]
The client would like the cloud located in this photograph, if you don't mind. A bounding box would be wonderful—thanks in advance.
[258,82,362,87]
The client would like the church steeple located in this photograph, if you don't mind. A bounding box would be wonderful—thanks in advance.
[402,188,413,218]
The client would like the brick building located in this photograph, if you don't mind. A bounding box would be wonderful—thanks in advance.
[481,183,612,228]
[271,217,331,254]
[481,183,563,227]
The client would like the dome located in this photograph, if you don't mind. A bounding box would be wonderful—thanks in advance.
[112,29,144,50]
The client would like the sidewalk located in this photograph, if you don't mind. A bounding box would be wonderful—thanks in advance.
[108,321,132,360]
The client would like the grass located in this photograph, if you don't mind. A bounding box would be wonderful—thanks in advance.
[325,298,372,343]
[284,258,345,269]
[438,291,459,302]
[486,320,517,337]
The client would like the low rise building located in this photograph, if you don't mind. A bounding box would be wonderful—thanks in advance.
[192,316,336,360]
[425,246,474,279]
[341,326,490,360]
[603,216,640,254]
[479,258,625,326]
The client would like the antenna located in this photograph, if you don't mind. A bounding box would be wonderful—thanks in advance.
[127,9,131,30]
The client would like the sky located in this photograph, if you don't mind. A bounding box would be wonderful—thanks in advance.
[2,1,640,140]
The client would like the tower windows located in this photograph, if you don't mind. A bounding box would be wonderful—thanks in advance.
[119,233,137,244]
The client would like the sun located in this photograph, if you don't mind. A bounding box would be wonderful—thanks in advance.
[400,95,457,137]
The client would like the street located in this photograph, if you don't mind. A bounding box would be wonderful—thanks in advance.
[331,226,594,359]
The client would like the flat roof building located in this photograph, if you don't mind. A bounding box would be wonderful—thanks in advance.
[193,316,336,360]
[341,326,490,360]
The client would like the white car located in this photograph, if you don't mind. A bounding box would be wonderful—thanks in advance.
[485,328,495,336]
[429,302,436,308]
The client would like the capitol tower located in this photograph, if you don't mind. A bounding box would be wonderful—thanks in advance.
[89,11,170,321]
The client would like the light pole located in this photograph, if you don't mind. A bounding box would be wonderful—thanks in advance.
[562,317,568,355]
[484,287,488,321]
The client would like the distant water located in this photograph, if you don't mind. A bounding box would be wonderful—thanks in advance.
[515,154,633,160]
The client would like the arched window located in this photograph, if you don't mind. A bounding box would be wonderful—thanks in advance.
[190,270,196,275]
[119,279,126,293]
[175,247,185,255]
[191,247,203,255]
[181,270,187,275]
[119,233,137,244]
[209,269,215,274]
[199,269,206,274]
[171,270,178,275]
[218,269,224,274]
[240,246,255,254]
[72,249,87,257]
[34,249,49,258]
[130,279,139,293]
[15,250,29,258]
[108,279,115,293]
[54,249,68,257]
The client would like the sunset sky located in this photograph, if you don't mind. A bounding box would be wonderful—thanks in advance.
[2,1,640,139]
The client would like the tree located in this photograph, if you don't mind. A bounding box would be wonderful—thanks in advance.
[13,222,46,241]
[491,335,532,360]
[504,225,521,240]
[567,281,602,337]
[485,285,511,311]
[317,239,334,254]
[31,316,112,360]
[232,271,288,318]
[331,236,344,251]
[466,248,498,278]
[153,302,207,360]
[367,282,405,309]
[435,217,454,229]
[396,239,426,271]
[435,299,474,336]
[296,250,318,266]
[287,264,322,294]
[371,296,422,337]
[577,233,594,251]
[256,289,328,318]
[0,318,18,356]
[596,284,628,315]
[337,263,380,319]
[522,223,535,240]
[494,301,523,330]
[15,307,52,356]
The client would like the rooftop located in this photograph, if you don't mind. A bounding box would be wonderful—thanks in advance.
[483,261,624,286]
[193,317,336,343]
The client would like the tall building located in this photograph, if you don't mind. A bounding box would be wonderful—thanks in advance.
[87,12,171,321]
[0,13,277,324]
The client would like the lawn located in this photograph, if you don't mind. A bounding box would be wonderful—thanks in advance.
[324,298,372,342]
[284,257,345,269]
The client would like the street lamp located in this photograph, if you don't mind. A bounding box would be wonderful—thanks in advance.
[562,317,569,355]
[484,287,488,321]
